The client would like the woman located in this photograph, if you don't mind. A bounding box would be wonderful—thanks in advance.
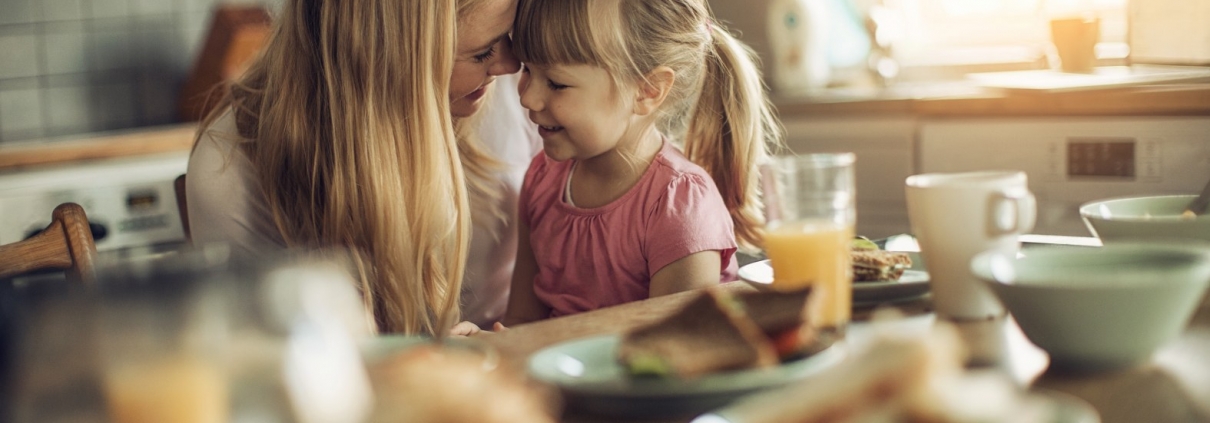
[186,0,539,335]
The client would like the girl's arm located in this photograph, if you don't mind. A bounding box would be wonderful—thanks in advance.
[502,219,549,326]
[649,250,722,297]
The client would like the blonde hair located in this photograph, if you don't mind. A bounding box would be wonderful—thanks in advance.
[454,0,507,232]
[513,0,782,251]
[199,0,469,335]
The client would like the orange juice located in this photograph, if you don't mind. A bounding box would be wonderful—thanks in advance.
[105,354,228,423]
[764,219,854,328]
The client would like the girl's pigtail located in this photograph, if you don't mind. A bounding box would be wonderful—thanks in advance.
[684,21,782,252]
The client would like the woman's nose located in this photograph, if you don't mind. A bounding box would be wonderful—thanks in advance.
[490,38,521,75]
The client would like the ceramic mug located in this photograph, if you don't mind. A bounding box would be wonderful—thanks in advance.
[905,171,1036,321]
[1050,16,1100,73]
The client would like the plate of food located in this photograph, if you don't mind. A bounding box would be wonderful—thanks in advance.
[737,238,930,306]
[527,288,846,418]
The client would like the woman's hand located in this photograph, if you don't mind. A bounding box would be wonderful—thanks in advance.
[449,321,483,337]
[492,322,509,332]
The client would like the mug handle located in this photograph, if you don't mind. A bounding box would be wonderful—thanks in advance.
[986,189,1037,236]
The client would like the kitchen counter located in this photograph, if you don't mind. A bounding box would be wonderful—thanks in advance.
[774,81,1210,117]
[0,124,197,172]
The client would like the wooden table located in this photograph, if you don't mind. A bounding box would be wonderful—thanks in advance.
[476,282,1210,423]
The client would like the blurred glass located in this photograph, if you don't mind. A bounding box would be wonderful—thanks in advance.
[763,153,857,332]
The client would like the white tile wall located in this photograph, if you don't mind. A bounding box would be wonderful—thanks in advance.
[0,35,41,79]
[45,85,91,134]
[0,0,269,143]
[88,0,131,20]
[42,0,86,22]
[0,88,45,136]
[0,0,40,25]
[43,24,88,74]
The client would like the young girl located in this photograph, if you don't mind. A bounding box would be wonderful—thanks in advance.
[500,0,781,324]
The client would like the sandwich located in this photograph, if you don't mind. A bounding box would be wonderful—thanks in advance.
[616,287,818,378]
[851,238,913,282]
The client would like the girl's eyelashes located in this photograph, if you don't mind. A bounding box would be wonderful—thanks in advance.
[472,45,496,63]
[520,64,568,90]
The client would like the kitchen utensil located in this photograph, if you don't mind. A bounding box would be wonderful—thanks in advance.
[1081,195,1210,243]
[1184,177,1210,216]
[763,153,856,331]
[527,334,844,418]
[905,171,1036,321]
[971,244,1210,372]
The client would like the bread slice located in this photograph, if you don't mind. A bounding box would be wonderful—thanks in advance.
[617,288,780,378]
[852,249,912,282]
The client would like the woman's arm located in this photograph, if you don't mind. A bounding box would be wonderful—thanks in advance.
[502,219,549,326]
[649,250,722,297]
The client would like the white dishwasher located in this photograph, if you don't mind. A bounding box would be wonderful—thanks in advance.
[918,116,1210,236]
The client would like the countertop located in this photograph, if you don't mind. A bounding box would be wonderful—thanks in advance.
[773,80,1210,117]
[1,75,1208,172]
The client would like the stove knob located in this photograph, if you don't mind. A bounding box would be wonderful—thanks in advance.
[90,223,108,241]
[22,222,109,241]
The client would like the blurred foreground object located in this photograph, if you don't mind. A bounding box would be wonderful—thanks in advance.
[7,245,375,423]
[0,203,97,284]
[703,313,1100,423]
[367,342,557,423]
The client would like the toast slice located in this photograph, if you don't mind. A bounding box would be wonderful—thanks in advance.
[617,288,818,378]
[852,249,913,282]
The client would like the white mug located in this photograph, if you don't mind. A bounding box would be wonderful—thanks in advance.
[905,171,1036,321]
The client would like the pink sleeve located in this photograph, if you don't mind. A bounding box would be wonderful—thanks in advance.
[644,173,738,277]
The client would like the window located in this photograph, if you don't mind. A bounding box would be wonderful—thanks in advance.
[883,0,1127,66]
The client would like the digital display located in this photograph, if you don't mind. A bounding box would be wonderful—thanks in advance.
[126,191,158,209]
[1067,138,1136,179]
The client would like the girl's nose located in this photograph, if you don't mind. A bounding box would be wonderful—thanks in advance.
[518,72,543,111]
[490,38,521,76]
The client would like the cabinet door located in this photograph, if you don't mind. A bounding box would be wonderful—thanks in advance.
[781,115,917,239]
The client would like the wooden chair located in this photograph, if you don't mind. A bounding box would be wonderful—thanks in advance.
[0,203,98,284]
[175,174,191,240]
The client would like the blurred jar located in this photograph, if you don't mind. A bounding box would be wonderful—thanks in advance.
[94,245,236,423]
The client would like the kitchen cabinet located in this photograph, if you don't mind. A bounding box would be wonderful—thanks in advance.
[780,114,917,239]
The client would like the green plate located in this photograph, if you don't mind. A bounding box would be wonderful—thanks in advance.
[527,334,844,418]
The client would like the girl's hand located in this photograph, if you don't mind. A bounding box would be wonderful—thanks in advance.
[449,321,483,337]
[492,322,510,332]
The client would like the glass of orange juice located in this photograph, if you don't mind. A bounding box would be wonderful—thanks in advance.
[763,153,856,333]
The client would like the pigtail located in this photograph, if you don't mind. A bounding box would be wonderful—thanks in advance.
[683,22,782,252]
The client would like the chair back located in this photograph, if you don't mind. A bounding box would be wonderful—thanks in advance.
[0,203,98,284]
[175,174,190,240]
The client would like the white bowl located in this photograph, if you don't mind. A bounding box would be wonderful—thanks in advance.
[1080,195,1210,243]
[971,244,1210,371]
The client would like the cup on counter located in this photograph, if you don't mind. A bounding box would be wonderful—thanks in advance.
[905,171,1036,322]
[1050,16,1100,73]
[763,153,857,333]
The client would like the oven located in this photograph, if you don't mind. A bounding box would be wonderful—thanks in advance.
[0,151,191,282]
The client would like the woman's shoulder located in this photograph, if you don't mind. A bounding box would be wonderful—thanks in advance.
[195,109,250,150]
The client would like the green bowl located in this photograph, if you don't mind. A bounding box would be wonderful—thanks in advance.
[971,244,1210,371]
[1080,195,1210,243]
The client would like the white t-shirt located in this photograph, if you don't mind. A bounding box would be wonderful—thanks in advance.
[186,74,541,326]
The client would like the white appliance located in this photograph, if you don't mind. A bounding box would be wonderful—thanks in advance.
[0,152,190,264]
[918,116,1210,236]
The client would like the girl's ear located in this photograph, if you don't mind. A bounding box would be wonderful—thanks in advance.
[634,66,675,116]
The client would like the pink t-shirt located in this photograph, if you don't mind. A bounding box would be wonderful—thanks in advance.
[520,142,738,318]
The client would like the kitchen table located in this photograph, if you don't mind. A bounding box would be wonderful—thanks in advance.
[475,282,1210,423]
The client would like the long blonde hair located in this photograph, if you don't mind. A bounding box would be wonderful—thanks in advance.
[513,0,781,251]
[454,0,507,232]
[200,0,469,335]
